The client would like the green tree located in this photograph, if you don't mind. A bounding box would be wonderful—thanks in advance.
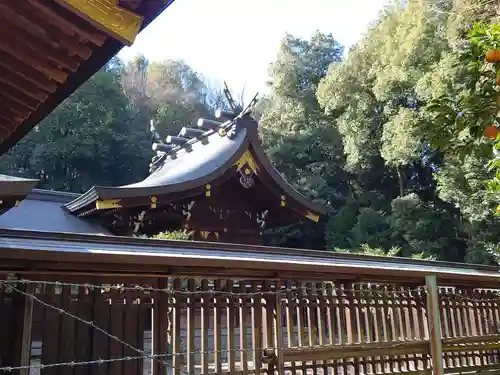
[0,57,150,192]
[259,31,349,249]
[316,0,499,262]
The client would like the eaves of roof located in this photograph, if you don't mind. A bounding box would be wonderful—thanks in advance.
[0,0,174,155]
[65,115,327,217]
[0,228,498,288]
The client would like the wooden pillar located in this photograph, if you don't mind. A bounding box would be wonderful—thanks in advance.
[19,285,34,375]
[2,283,33,375]
[425,275,444,375]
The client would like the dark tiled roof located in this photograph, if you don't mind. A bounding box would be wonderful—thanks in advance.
[66,112,326,218]
[0,189,111,235]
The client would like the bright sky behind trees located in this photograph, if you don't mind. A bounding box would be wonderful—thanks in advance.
[118,0,389,101]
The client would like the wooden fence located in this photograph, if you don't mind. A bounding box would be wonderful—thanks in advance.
[0,276,499,375]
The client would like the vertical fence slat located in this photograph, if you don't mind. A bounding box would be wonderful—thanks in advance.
[0,284,5,368]
[360,285,371,374]
[251,280,262,375]
[137,299,146,375]
[42,284,62,375]
[123,292,138,375]
[275,281,284,375]
[297,281,308,374]
[17,284,34,375]
[200,279,210,374]
[58,285,74,375]
[226,280,236,375]
[186,279,196,375]
[109,291,124,375]
[213,280,223,374]
[306,282,319,375]
[285,280,297,375]
[172,278,182,375]
[417,287,428,370]
[74,284,92,375]
[92,287,110,375]
[239,281,249,375]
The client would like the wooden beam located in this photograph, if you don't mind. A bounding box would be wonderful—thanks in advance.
[0,123,13,137]
[0,107,27,125]
[0,22,80,72]
[0,96,34,119]
[54,0,144,46]
[0,38,68,84]
[27,0,107,47]
[425,275,444,375]
[0,85,40,112]
[0,112,23,126]
[0,70,49,103]
[281,340,430,362]
[0,54,58,93]
[0,2,92,60]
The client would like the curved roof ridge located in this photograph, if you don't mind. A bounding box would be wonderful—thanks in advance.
[65,102,327,220]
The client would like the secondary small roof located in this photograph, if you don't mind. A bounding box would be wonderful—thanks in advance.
[0,174,39,215]
[0,0,173,155]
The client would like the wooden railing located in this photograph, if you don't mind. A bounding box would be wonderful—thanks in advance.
[0,276,498,375]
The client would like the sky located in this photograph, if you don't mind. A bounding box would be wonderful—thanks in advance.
[118,0,389,102]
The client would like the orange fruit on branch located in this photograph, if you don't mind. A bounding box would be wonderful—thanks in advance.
[485,49,500,63]
[484,125,499,139]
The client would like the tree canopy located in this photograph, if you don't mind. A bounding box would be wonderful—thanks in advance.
[1,0,498,264]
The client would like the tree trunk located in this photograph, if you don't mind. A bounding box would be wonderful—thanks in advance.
[396,165,405,197]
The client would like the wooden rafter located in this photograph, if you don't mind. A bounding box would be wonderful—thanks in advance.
[0,55,59,93]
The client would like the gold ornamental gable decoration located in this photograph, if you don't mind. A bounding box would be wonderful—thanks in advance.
[55,0,144,46]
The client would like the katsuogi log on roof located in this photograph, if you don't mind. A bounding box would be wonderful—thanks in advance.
[0,0,172,155]
[66,91,326,244]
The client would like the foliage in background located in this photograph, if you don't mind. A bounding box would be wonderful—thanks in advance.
[1,0,499,264]
[425,22,500,215]
[153,230,191,241]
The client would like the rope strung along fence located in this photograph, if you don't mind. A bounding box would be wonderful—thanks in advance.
[0,279,428,297]
[0,278,498,375]
[0,283,193,375]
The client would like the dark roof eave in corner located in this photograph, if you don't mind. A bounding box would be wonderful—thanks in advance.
[0,175,39,197]
[0,0,174,156]
[0,175,39,215]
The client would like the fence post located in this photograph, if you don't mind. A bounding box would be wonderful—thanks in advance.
[425,275,444,375]
[276,281,284,375]
[2,281,33,375]
[19,284,34,375]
